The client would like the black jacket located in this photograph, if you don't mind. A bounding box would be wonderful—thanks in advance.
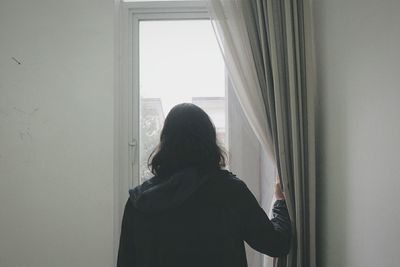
[117,168,291,267]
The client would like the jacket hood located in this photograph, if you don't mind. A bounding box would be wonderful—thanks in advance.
[129,168,219,213]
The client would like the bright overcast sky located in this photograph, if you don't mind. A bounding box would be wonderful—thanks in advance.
[140,20,226,114]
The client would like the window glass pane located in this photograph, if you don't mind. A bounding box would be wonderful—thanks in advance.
[139,20,226,182]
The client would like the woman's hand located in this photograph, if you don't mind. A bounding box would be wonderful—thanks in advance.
[274,181,285,200]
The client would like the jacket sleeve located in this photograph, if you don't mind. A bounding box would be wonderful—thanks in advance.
[117,200,135,267]
[236,181,291,257]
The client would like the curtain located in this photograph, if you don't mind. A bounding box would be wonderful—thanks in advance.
[205,0,316,266]
[204,0,276,161]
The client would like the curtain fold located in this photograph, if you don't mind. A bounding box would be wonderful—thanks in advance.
[205,1,316,266]
[205,0,277,162]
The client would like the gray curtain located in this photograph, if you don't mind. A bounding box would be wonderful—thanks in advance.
[241,1,316,266]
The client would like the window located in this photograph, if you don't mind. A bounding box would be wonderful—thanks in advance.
[117,2,268,265]
[118,0,266,212]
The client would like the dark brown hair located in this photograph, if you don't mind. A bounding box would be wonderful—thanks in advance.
[148,103,226,178]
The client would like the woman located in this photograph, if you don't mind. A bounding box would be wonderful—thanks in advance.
[117,103,291,267]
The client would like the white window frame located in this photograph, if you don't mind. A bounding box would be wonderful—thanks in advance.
[115,0,215,262]
[118,0,211,198]
[115,2,267,266]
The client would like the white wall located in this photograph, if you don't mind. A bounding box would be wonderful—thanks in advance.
[313,0,400,266]
[0,0,114,266]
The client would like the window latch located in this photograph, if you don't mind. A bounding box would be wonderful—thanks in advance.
[128,139,137,164]
[128,139,138,188]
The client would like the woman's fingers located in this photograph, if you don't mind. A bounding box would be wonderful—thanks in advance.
[274,182,285,200]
